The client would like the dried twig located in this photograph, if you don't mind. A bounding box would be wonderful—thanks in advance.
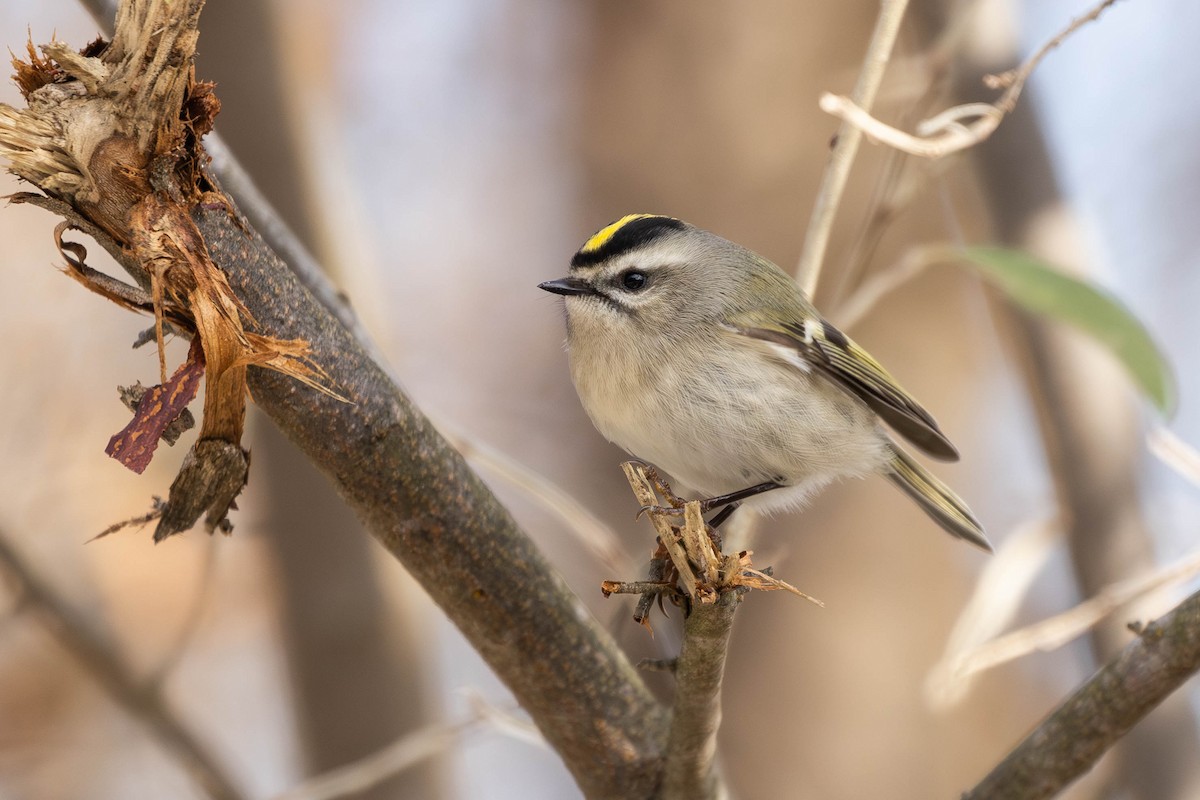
[948,550,1200,685]
[796,0,911,296]
[928,514,1200,708]
[1147,425,1200,489]
[832,243,957,328]
[820,0,1122,159]
[272,717,475,800]
[926,515,1061,709]
[445,422,632,575]
[622,462,697,602]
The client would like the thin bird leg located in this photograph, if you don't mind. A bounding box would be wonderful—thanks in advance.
[638,481,783,520]
[697,481,783,511]
[707,503,739,530]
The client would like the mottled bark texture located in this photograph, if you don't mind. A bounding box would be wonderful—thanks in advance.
[662,592,739,800]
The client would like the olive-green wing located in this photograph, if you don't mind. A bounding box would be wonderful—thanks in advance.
[728,315,960,462]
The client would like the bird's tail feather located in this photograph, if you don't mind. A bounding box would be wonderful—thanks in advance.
[886,446,991,552]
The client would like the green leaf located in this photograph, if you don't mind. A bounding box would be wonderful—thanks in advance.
[961,246,1175,415]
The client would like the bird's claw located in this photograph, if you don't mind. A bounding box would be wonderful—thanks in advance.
[636,503,685,521]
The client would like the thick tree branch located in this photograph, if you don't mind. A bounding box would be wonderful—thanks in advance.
[963,587,1200,799]
[191,195,668,797]
[1,4,669,796]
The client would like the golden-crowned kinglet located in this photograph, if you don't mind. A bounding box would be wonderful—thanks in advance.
[539,214,990,552]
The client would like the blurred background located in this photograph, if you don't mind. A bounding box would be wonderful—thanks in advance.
[2,0,1199,798]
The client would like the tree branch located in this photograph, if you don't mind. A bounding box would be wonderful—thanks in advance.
[818,0,1122,160]
[191,195,668,797]
[662,591,738,800]
[963,586,1200,799]
[1,4,669,796]
[618,465,812,798]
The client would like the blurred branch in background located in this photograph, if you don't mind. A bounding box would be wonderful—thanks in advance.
[272,690,544,800]
[821,0,1121,159]
[931,523,1200,704]
[195,2,447,797]
[796,0,910,298]
[920,0,1200,794]
[441,421,633,576]
[0,531,246,800]
[963,585,1200,800]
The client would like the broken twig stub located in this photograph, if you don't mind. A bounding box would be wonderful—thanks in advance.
[0,3,342,539]
[612,462,823,626]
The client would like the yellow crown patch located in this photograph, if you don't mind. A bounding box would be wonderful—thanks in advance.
[580,214,657,253]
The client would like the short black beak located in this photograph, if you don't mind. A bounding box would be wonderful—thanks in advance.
[538,277,594,296]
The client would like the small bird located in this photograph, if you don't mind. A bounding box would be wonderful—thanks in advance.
[539,214,990,552]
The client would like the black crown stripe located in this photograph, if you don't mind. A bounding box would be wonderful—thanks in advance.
[570,215,685,268]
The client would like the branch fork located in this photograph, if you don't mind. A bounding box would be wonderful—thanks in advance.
[610,462,822,629]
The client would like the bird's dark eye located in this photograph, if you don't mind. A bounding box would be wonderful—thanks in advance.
[620,270,648,291]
